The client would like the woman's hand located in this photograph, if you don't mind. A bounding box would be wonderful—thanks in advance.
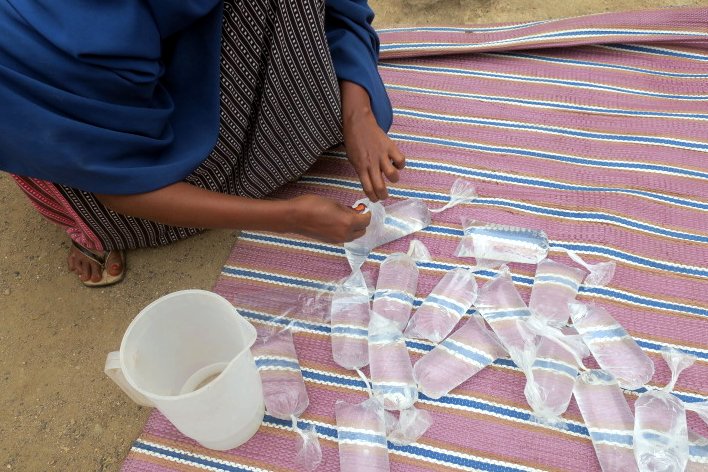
[340,81,405,202]
[289,194,371,243]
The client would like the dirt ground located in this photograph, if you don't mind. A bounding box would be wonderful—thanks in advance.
[1,1,706,470]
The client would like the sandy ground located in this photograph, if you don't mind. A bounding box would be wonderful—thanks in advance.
[1,1,706,470]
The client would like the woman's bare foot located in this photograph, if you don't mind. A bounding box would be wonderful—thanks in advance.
[67,244,124,283]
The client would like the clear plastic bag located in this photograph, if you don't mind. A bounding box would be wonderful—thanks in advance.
[252,327,309,419]
[292,418,323,471]
[634,347,697,472]
[634,393,688,472]
[563,249,616,287]
[404,267,478,343]
[330,270,372,370]
[475,268,536,364]
[413,314,506,399]
[518,316,589,425]
[570,302,654,390]
[384,406,434,446]
[253,325,322,470]
[573,370,639,472]
[344,198,431,272]
[529,258,586,326]
[344,199,387,272]
[455,219,549,265]
[230,282,333,326]
[368,312,418,411]
[344,179,476,271]
[429,178,477,214]
[383,199,433,239]
[335,397,391,472]
[357,370,432,448]
[372,240,429,332]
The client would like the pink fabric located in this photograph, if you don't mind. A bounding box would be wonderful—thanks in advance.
[12,176,104,250]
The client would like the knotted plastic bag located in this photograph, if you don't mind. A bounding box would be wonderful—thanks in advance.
[372,240,430,332]
[634,347,697,472]
[253,326,309,419]
[335,396,391,472]
[475,267,535,365]
[292,418,323,471]
[413,314,506,399]
[518,316,589,425]
[252,325,322,470]
[368,312,418,411]
[455,220,549,265]
[574,370,639,472]
[428,178,478,214]
[529,258,586,326]
[384,406,434,446]
[344,199,387,272]
[563,249,616,287]
[330,270,372,370]
[404,267,478,343]
[344,179,476,271]
[365,370,433,448]
[570,302,654,390]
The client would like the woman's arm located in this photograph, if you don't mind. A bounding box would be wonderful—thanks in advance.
[96,182,371,243]
[325,0,405,202]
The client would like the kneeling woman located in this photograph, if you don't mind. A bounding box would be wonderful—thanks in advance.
[0,0,404,286]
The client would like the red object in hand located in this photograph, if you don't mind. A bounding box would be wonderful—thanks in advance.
[352,203,367,213]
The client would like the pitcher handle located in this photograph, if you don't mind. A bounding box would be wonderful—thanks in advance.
[105,351,154,407]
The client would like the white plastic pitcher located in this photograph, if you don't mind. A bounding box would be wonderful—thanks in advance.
[105,290,264,451]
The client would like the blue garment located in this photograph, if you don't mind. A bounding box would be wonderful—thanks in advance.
[0,0,391,194]
[326,0,393,133]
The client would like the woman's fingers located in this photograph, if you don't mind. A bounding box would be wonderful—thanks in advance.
[347,212,369,241]
[350,228,367,240]
[356,159,387,202]
[340,203,370,242]
[368,161,389,201]
[358,153,401,202]
[390,143,406,170]
[350,210,372,231]
[340,208,369,242]
[357,167,377,202]
[380,153,400,183]
[350,137,405,202]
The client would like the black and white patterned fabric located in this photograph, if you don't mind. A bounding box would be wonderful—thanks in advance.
[54,0,343,250]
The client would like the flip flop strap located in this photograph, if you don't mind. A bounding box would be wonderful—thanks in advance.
[71,240,107,267]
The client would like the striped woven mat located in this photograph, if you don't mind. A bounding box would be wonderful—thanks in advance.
[122,8,708,472]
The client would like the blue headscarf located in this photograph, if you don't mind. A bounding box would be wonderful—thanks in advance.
[0,1,223,194]
[0,1,392,194]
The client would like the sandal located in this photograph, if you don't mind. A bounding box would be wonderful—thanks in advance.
[71,240,126,287]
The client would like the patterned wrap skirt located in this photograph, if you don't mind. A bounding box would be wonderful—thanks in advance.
[12,0,343,251]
